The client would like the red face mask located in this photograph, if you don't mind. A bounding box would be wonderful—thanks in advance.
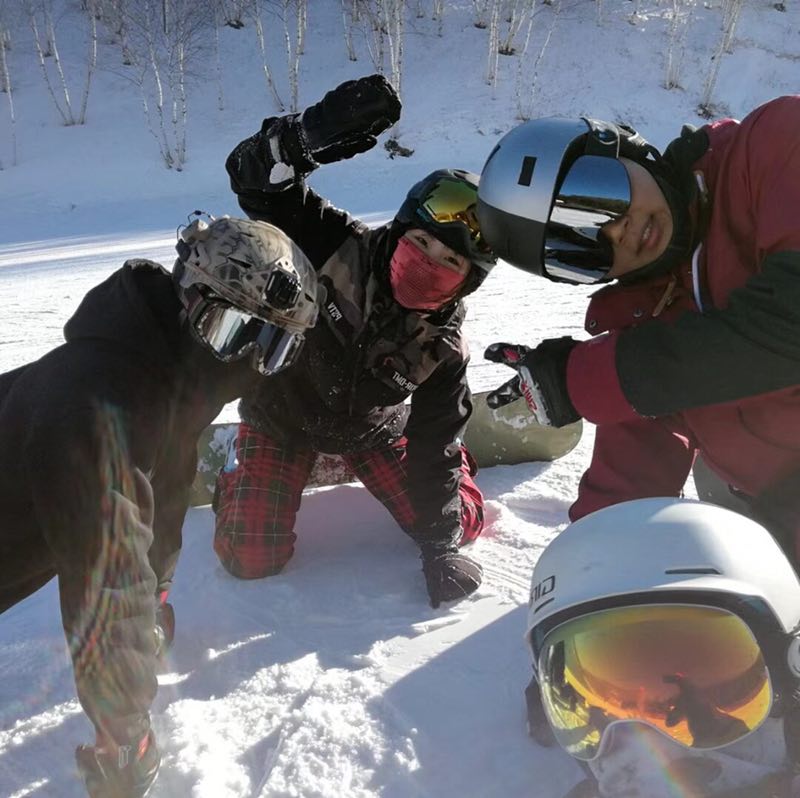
[389,236,468,311]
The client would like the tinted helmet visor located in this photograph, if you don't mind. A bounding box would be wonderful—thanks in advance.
[544,155,631,284]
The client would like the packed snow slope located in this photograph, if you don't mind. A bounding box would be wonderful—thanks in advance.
[0,1,798,796]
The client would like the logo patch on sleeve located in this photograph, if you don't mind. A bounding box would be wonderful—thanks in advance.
[391,371,418,392]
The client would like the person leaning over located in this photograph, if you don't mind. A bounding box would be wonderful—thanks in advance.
[0,216,317,798]
[476,95,800,566]
[215,74,497,608]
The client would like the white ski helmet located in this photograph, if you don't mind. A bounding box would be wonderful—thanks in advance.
[174,215,318,375]
[528,498,800,664]
[526,498,800,762]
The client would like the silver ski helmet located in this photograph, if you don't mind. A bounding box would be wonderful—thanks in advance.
[526,498,800,761]
[174,215,318,375]
[394,169,498,279]
[477,117,667,284]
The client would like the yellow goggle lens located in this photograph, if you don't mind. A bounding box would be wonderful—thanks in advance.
[418,179,490,252]
[538,605,772,760]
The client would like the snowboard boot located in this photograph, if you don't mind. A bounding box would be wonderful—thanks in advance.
[76,728,160,798]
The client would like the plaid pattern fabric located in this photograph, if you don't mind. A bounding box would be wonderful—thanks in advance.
[213,426,485,579]
[343,439,484,545]
[213,424,316,579]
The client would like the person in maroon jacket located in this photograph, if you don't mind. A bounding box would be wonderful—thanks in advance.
[475,95,800,566]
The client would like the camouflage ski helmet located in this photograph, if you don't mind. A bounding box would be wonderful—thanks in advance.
[174,215,318,374]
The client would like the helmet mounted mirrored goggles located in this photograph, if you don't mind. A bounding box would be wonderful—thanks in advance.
[544,154,631,284]
[535,603,774,761]
[402,176,495,268]
[193,299,304,376]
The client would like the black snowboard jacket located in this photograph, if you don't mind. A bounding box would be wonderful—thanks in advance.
[226,122,474,549]
[0,260,255,738]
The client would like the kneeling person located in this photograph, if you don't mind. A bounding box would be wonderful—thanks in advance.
[214,75,493,609]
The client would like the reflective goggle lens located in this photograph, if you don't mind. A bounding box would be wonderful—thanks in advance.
[195,303,303,375]
[253,322,304,376]
[415,178,493,257]
[537,605,771,761]
[544,155,631,284]
[196,303,264,358]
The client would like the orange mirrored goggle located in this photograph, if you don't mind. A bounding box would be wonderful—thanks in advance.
[536,604,772,760]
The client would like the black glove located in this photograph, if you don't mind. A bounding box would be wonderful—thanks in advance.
[76,728,160,798]
[484,338,580,428]
[299,73,401,165]
[421,547,483,609]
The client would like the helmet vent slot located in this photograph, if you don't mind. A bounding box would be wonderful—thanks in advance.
[517,156,536,187]
[664,567,721,575]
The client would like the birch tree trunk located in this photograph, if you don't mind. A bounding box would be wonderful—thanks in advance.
[281,0,303,112]
[515,0,558,120]
[721,0,744,54]
[78,0,97,125]
[664,0,695,90]
[340,0,357,60]
[500,0,535,56]
[381,0,404,101]
[107,0,213,168]
[29,1,72,124]
[213,4,224,111]
[432,0,444,36]
[27,0,96,126]
[472,0,489,28]
[699,0,742,114]
[252,0,285,109]
[0,25,16,167]
[485,0,500,88]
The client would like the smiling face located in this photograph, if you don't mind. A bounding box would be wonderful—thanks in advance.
[403,228,472,277]
[602,157,674,279]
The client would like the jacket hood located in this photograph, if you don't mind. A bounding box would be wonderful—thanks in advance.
[63,259,185,364]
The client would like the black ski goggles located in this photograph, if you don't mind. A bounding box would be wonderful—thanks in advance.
[544,155,631,284]
[193,300,304,375]
[405,176,496,267]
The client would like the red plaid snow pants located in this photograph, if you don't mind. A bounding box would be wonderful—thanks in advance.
[213,423,484,579]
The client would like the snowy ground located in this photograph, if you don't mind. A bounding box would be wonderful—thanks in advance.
[0,1,795,795]
[0,236,600,798]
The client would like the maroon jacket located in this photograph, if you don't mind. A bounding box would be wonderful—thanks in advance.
[565,96,800,536]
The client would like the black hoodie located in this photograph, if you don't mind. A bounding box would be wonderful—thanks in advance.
[0,259,255,738]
